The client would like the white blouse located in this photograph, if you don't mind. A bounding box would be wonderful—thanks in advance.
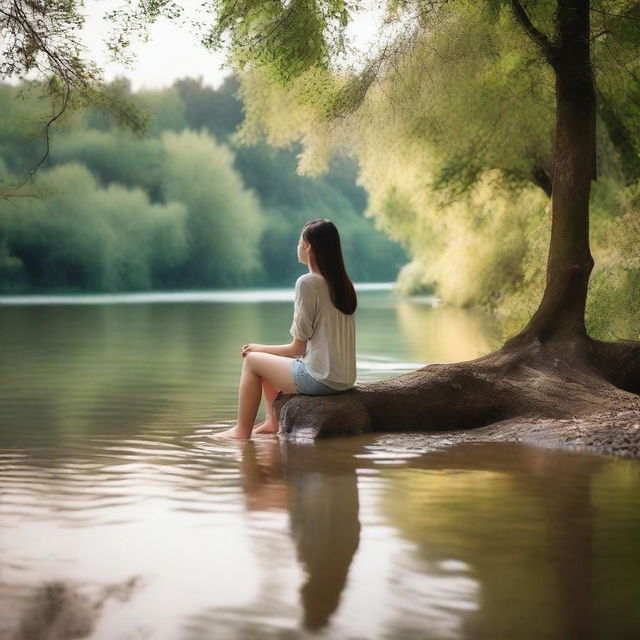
[289,272,356,390]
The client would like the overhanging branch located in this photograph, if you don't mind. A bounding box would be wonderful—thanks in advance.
[509,0,557,65]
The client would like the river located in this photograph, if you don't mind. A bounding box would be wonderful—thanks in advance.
[1,285,639,639]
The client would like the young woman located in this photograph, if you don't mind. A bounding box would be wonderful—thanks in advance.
[214,218,357,439]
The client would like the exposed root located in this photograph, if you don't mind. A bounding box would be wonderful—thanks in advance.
[588,338,640,395]
[273,336,640,458]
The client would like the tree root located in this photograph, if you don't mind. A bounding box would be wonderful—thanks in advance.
[273,337,640,457]
[588,338,640,395]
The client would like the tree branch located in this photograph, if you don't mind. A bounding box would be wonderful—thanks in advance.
[532,164,553,197]
[509,0,557,65]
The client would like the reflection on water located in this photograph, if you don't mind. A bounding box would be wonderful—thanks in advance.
[0,282,393,307]
[1,289,639,638]
[395,301,499,363]
[2,434,640,639]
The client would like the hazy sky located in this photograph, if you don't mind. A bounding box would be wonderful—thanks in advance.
[79,0,386,91]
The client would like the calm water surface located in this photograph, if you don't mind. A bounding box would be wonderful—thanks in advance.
[1,287,639,639]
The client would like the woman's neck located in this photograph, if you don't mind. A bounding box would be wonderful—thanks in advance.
[308,257,321,275]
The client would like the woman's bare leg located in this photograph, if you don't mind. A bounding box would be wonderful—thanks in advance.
[253,378,280,433]
[213,353,296,439]
[253,378,280,434]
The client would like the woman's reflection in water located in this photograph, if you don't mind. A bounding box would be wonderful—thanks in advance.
[223,439,615,639]
[240,438,361,631]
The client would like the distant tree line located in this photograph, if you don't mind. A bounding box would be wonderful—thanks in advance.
[0,75,407,293]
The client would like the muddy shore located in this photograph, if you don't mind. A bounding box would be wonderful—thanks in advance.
[424,409,640,459]
[352,409,640,460]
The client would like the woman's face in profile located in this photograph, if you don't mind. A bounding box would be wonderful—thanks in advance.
[297,233,309,265]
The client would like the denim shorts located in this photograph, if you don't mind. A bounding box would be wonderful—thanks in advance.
[290,358,347,395]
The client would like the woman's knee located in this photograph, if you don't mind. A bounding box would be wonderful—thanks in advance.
[243,353,295,392]
[244,353,275,379]
[243,352,259,371]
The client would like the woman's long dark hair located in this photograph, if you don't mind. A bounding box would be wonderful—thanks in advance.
[302,218,357,315]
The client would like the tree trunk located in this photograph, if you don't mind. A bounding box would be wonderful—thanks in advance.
[507,0,596,347]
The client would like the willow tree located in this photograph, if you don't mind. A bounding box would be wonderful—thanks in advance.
[194,0,640,438]
[222,1,638,334]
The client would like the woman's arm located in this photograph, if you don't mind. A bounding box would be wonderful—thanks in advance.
[242,339,307,359]
[241,277,313,359]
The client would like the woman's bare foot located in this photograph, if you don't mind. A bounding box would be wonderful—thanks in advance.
[253,415,279,435]
[209,426,250,439]
[251,418,268,432]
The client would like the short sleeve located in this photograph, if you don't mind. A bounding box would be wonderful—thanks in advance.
[290,278,317,340]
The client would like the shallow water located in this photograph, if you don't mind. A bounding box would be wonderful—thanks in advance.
[1,288,639,639]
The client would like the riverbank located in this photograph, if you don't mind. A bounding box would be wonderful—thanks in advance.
[373,408,640,460]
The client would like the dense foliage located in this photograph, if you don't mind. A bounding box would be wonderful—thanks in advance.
[0,76,406,292]
[209,1,640,340]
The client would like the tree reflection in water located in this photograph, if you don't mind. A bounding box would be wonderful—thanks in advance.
[184,438,640,640]
[377,441,628,640]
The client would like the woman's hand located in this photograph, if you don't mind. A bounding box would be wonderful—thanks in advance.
[241,343,261,358]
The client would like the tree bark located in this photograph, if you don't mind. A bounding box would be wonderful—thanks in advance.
[508,0,596,346]
[531,164,553,197]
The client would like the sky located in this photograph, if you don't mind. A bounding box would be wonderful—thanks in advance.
[76,0,387,92]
